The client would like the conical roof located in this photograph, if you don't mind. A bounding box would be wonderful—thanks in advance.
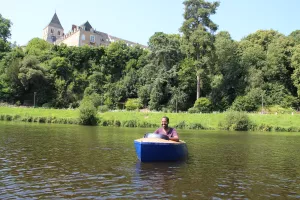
[81,21,93,31]
[48,13,63,29]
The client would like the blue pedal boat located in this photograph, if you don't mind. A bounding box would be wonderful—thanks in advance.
[134,133,188,162]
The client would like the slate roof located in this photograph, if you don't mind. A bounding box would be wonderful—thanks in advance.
[81,21,93,31]
[48,13,63,29]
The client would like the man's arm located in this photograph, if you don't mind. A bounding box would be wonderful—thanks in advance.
[170,128,179,142]
[169,136,179,142]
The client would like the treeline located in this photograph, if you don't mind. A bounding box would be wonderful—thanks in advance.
[1,0,300,113]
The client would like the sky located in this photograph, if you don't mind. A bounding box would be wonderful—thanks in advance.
[1,0,300,46]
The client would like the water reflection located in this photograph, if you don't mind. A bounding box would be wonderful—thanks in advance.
[132,161,187,199]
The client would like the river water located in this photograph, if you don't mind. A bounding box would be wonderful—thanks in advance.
[0,122,299,199]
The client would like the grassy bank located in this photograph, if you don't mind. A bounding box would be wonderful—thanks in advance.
[1,106,300,132]
[0,106,80,124]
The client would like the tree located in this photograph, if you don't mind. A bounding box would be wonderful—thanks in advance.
[265,36,296,95]
[211,31,241,110]
[291,45,300,97]
[25,38,52,57]
[0,14,12,59]
[180,0,219,99]
[243,30,283,51]
[138,32,184,110]
[17,56,51,105]
[0,14,12,41]
[289,30,300,45]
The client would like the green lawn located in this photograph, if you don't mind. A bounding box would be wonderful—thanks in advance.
[248,113,300,128]
[0,106,79,118]
[1,106,300,130]
[98,111,225,128]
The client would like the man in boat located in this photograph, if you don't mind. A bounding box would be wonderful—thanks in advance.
[154,116,179,142]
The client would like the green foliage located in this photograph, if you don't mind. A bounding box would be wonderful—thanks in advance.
[220,111,250,131]
[175,121,186,129]
[25,38,52,57]
[230,88,264,111]
[99,105,109,113]
[188,123,204,129]
[193,97,212,113]
[15,101,21,106]
[49,56,71,80]
[264,105,295,114]
[180,0,219,99]
[79,100,98,125]
[231,96,258,112]
[243,30,283,51]
[289,30,300,45]
[1,9,300,113]
[187,107,199,113]
[211,31,242,111]
[125,98,142,111]
[1,106,300,131]
[42,103,52,108]
[123,120,137,127]
[0,13,12,57]
[291,45,300,97]
[0,14,12,41]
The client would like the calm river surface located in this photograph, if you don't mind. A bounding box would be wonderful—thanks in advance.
[0,121,299,199]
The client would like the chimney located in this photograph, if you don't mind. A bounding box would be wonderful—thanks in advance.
[72,25,77,31]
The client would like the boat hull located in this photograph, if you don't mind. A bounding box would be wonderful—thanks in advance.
[134,139,188,162]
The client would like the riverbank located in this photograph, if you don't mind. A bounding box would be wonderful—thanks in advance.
[0,106,300,132]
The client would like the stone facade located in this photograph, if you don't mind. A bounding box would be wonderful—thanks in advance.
[43,13,147,49]
[43,13,64,43]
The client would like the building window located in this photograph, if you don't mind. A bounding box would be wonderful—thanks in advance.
[51,36,56,42]
[58,31,60,35]
[82,34,85,41]
[51,29,54,34]
[90,35,95,43]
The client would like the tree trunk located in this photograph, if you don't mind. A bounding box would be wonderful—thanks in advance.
[197,75,200,99]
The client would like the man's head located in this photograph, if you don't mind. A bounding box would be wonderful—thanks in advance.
[161,116,169,129]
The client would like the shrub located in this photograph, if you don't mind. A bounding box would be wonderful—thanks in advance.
[5,115,12,121]
[79,100,98,125]
[265,105,295,114]
[114,120,121,127]
[138,121,157,128]
[175,121,186,129]
[13,115,21,120]
[100,120,114,126]
[38,117,47,123]
[221,111,250,131]
[257,124,272,132]
[273,126,286,132]
[230,96,258,112]
[27,116,33,122]
[187,107,199,113]
[99,105,109,113]
[33,117,39,122]
[15,101,21,106]
[123,120,137,127]
[188,123,204,129]
[193,98,212,113]
[125,98,142,111]
[42,103,52,108]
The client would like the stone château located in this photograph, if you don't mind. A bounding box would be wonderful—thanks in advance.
[43,13,147,48]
